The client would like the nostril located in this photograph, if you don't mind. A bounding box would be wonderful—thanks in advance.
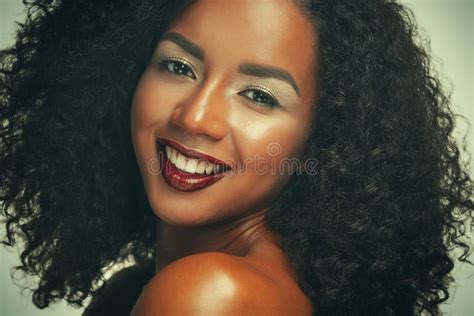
[170,109,228,140]
[169,87,229,140]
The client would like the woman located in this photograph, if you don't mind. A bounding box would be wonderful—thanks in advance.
[1,0,472,315]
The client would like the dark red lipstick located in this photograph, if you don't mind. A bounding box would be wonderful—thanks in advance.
[157,138,231,192]
[157,138,232,170]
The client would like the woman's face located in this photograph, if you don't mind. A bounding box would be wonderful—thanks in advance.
[131,0,317,226]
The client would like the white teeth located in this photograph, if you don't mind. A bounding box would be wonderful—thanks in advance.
[184,158,198,173]
[196,161,206,174]
[175,153,186,170]
[205,163,214,175]
[171,148,178,161]
[165,145,222,175]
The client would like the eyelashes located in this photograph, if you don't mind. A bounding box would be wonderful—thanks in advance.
[153,57,281,108]
[237,85,279,108]
[155,57,197,79]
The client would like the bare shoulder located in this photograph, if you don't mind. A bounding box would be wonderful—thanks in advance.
[131,252,311,315]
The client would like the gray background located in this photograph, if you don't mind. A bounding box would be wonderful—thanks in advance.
[1,0,473,315]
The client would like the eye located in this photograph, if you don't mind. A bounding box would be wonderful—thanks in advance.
[238,87,280,108]
[156,58,196,79]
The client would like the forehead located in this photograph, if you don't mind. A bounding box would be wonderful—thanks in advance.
[166,0,317,86]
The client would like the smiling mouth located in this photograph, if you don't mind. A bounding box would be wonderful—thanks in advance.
[156,138,232,192]
[157,138,232,173]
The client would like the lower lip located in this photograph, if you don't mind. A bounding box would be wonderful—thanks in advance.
[158,143,227,192]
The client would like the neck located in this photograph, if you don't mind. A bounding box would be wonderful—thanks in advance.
[154,208,273,272]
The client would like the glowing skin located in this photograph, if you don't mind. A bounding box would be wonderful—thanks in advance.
[131,1,317,227]
[131,0,317,314]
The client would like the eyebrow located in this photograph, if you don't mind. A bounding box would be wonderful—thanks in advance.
[238,63,300,96]
[160,32,205,60]
[159,32,300,96]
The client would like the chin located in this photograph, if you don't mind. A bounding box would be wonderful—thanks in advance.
[147,190,229,227]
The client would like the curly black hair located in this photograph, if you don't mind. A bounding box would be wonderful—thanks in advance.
[1,0,473,315]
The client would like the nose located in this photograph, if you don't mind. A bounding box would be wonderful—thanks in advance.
[170,80,228,140]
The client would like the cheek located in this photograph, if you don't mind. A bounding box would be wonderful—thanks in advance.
[131,72,169,188]
[230,108,308,164]
[229,109,308,195]
[226,129,303,213]
[131,70,197,133]
[131,72,164,131]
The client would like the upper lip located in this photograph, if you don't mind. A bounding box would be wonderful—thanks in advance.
[157,138,232,170]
